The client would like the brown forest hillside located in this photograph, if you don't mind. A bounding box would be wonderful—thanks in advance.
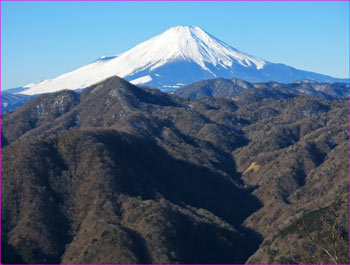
[1,76,348,264]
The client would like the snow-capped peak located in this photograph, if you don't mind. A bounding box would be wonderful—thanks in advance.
[146,25,266,70]
[117,25,266,75]
[18,25,343,95]
[19,25,268,95]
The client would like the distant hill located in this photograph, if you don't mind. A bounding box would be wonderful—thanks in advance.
[1,92,33,113]
[174,78,349,100]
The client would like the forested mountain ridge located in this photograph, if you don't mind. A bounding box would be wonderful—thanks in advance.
[2,76,348,264]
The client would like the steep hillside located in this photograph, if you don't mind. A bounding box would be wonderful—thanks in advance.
[2,129,260,264]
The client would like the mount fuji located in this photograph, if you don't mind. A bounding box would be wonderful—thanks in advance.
[19,26,347,95]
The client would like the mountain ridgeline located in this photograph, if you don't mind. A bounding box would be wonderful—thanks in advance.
[1,76,349,264]
[174,78,349,101]
[2,78,348,114]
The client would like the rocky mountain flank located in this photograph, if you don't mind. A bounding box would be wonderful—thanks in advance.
[2,76,348,264]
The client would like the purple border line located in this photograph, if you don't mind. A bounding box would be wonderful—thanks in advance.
[0,0,347,1]
[0,1,349,265]
[348,1,350,264]
[1,0,2,264]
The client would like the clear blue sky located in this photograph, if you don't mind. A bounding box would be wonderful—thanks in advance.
[1,1,349,90]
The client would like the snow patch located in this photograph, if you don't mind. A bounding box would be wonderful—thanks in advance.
[130,75,153,85]
[163,85,180,88]
[74,115,81,126]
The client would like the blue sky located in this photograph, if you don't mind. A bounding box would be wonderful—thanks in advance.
[1,1,349,90]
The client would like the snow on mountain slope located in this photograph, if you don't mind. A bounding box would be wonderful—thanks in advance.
[19,26,347,95]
